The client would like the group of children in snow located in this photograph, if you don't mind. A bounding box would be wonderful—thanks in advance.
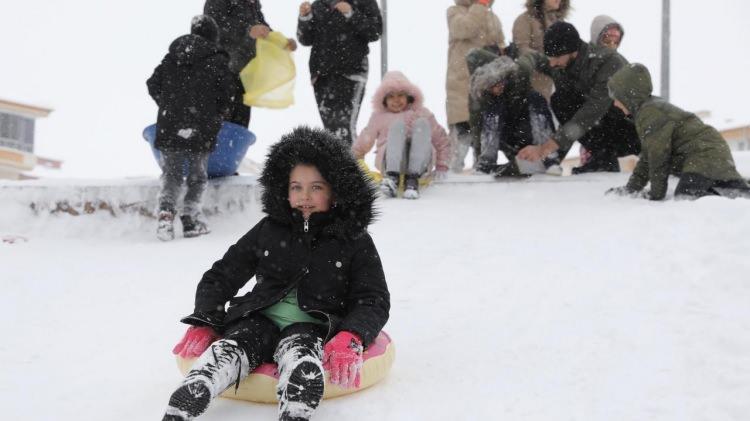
[150,3,749,419]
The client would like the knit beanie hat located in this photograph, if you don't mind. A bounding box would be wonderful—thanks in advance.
[544,22,581,57]
[191,15,219,43]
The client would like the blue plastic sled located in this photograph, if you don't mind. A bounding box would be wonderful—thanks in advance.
[142,122,256,178]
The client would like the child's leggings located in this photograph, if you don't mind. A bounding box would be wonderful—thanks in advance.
[164,315,326,420]
[383,117,433,176]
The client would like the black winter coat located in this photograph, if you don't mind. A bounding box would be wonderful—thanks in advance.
[147,34,234,153]
[204,0,269,74]
[297,0,382,78]
[182,127,389,347]
[477,88,535,158]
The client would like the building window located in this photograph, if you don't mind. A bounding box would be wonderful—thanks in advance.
[0,112,35,152]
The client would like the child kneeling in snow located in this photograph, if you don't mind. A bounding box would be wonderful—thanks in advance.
[147,15,234,241]
[162,127,390,420]
[606,64,750,200]
[467,48,560,177]
[352,71,451,199]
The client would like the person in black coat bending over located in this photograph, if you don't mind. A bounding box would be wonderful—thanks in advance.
[161,127,390,421]
[297,0,382,144]
[204,0,297,128]
[147,15,234,241]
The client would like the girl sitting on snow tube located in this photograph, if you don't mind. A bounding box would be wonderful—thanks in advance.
[162,127,391,421]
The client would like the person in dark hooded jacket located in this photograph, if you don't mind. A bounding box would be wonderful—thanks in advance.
[204,0,296,128]
[147,15,234,241]
[161,127,390,421]
[606,63,749,200]
[297,0,383,144]
[467,48,559,177]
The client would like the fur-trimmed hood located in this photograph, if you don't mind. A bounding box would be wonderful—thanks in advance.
[259,126,378,239]
[371,71,424,113]
[590,14,624,47]
[470,56,519,100]
[524,0,570,21]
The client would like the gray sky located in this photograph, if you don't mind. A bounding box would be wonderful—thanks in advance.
[2,0,748,177]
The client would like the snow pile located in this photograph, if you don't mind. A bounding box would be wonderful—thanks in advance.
[3,161,750,420]
[0,176,262,239]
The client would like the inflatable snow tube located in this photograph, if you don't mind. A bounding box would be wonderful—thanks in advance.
[142,122,256,178]
[176,331,395,403]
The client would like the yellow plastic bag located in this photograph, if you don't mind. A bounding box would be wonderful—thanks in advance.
[240,32,295,108]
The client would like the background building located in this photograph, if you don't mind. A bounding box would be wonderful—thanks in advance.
[0,98,58,179]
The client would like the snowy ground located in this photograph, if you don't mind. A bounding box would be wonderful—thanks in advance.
[3,156,750,420]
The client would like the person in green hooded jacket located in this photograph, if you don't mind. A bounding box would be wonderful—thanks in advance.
[606,63,749,200]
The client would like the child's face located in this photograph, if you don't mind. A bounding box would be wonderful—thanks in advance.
[544,0,561,11]
[288,164,333,220]
[600,27,622,49]
[489,81,506,96]
[385,92,408,113]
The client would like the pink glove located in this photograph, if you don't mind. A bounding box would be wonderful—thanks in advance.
[323,331,364,388]
[172,326,220,359]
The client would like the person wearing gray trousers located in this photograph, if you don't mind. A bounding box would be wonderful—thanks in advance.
[157,150,211,241]
[380,118,433,199]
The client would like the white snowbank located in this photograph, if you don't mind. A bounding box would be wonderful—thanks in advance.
[2,162,750,420]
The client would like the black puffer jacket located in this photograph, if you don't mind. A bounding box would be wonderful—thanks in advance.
[147,31,233,153]
[182,127,389,347]
[297,0,382,78]
[204,0,269,73]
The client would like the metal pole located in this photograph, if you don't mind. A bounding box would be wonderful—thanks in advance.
[661,0,670,100]
[380,0,388,79]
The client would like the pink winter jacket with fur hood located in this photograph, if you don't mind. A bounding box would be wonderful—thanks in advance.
[352,71,451,173]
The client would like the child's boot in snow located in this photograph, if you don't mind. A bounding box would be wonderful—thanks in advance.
[379,173,399,198]
[403,174,420,200]
[276,335,325,421]
[163,339,250,420]
[157,210,175,241]
[181,214,210,238]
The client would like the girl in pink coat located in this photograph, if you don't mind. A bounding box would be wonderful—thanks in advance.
[352,71,451,199]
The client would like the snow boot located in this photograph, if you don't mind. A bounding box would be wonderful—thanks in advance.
[493,161,531,179]
[157,210,175,241]
[571,152,619,174]
[181,214,210,238]
[379,173,398,198]
[403,174,420,200]
[543,158,563,176]
[278,360,325,421]
[475,161,499,175]
[163,339,250,420]
[276,335,325,421]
